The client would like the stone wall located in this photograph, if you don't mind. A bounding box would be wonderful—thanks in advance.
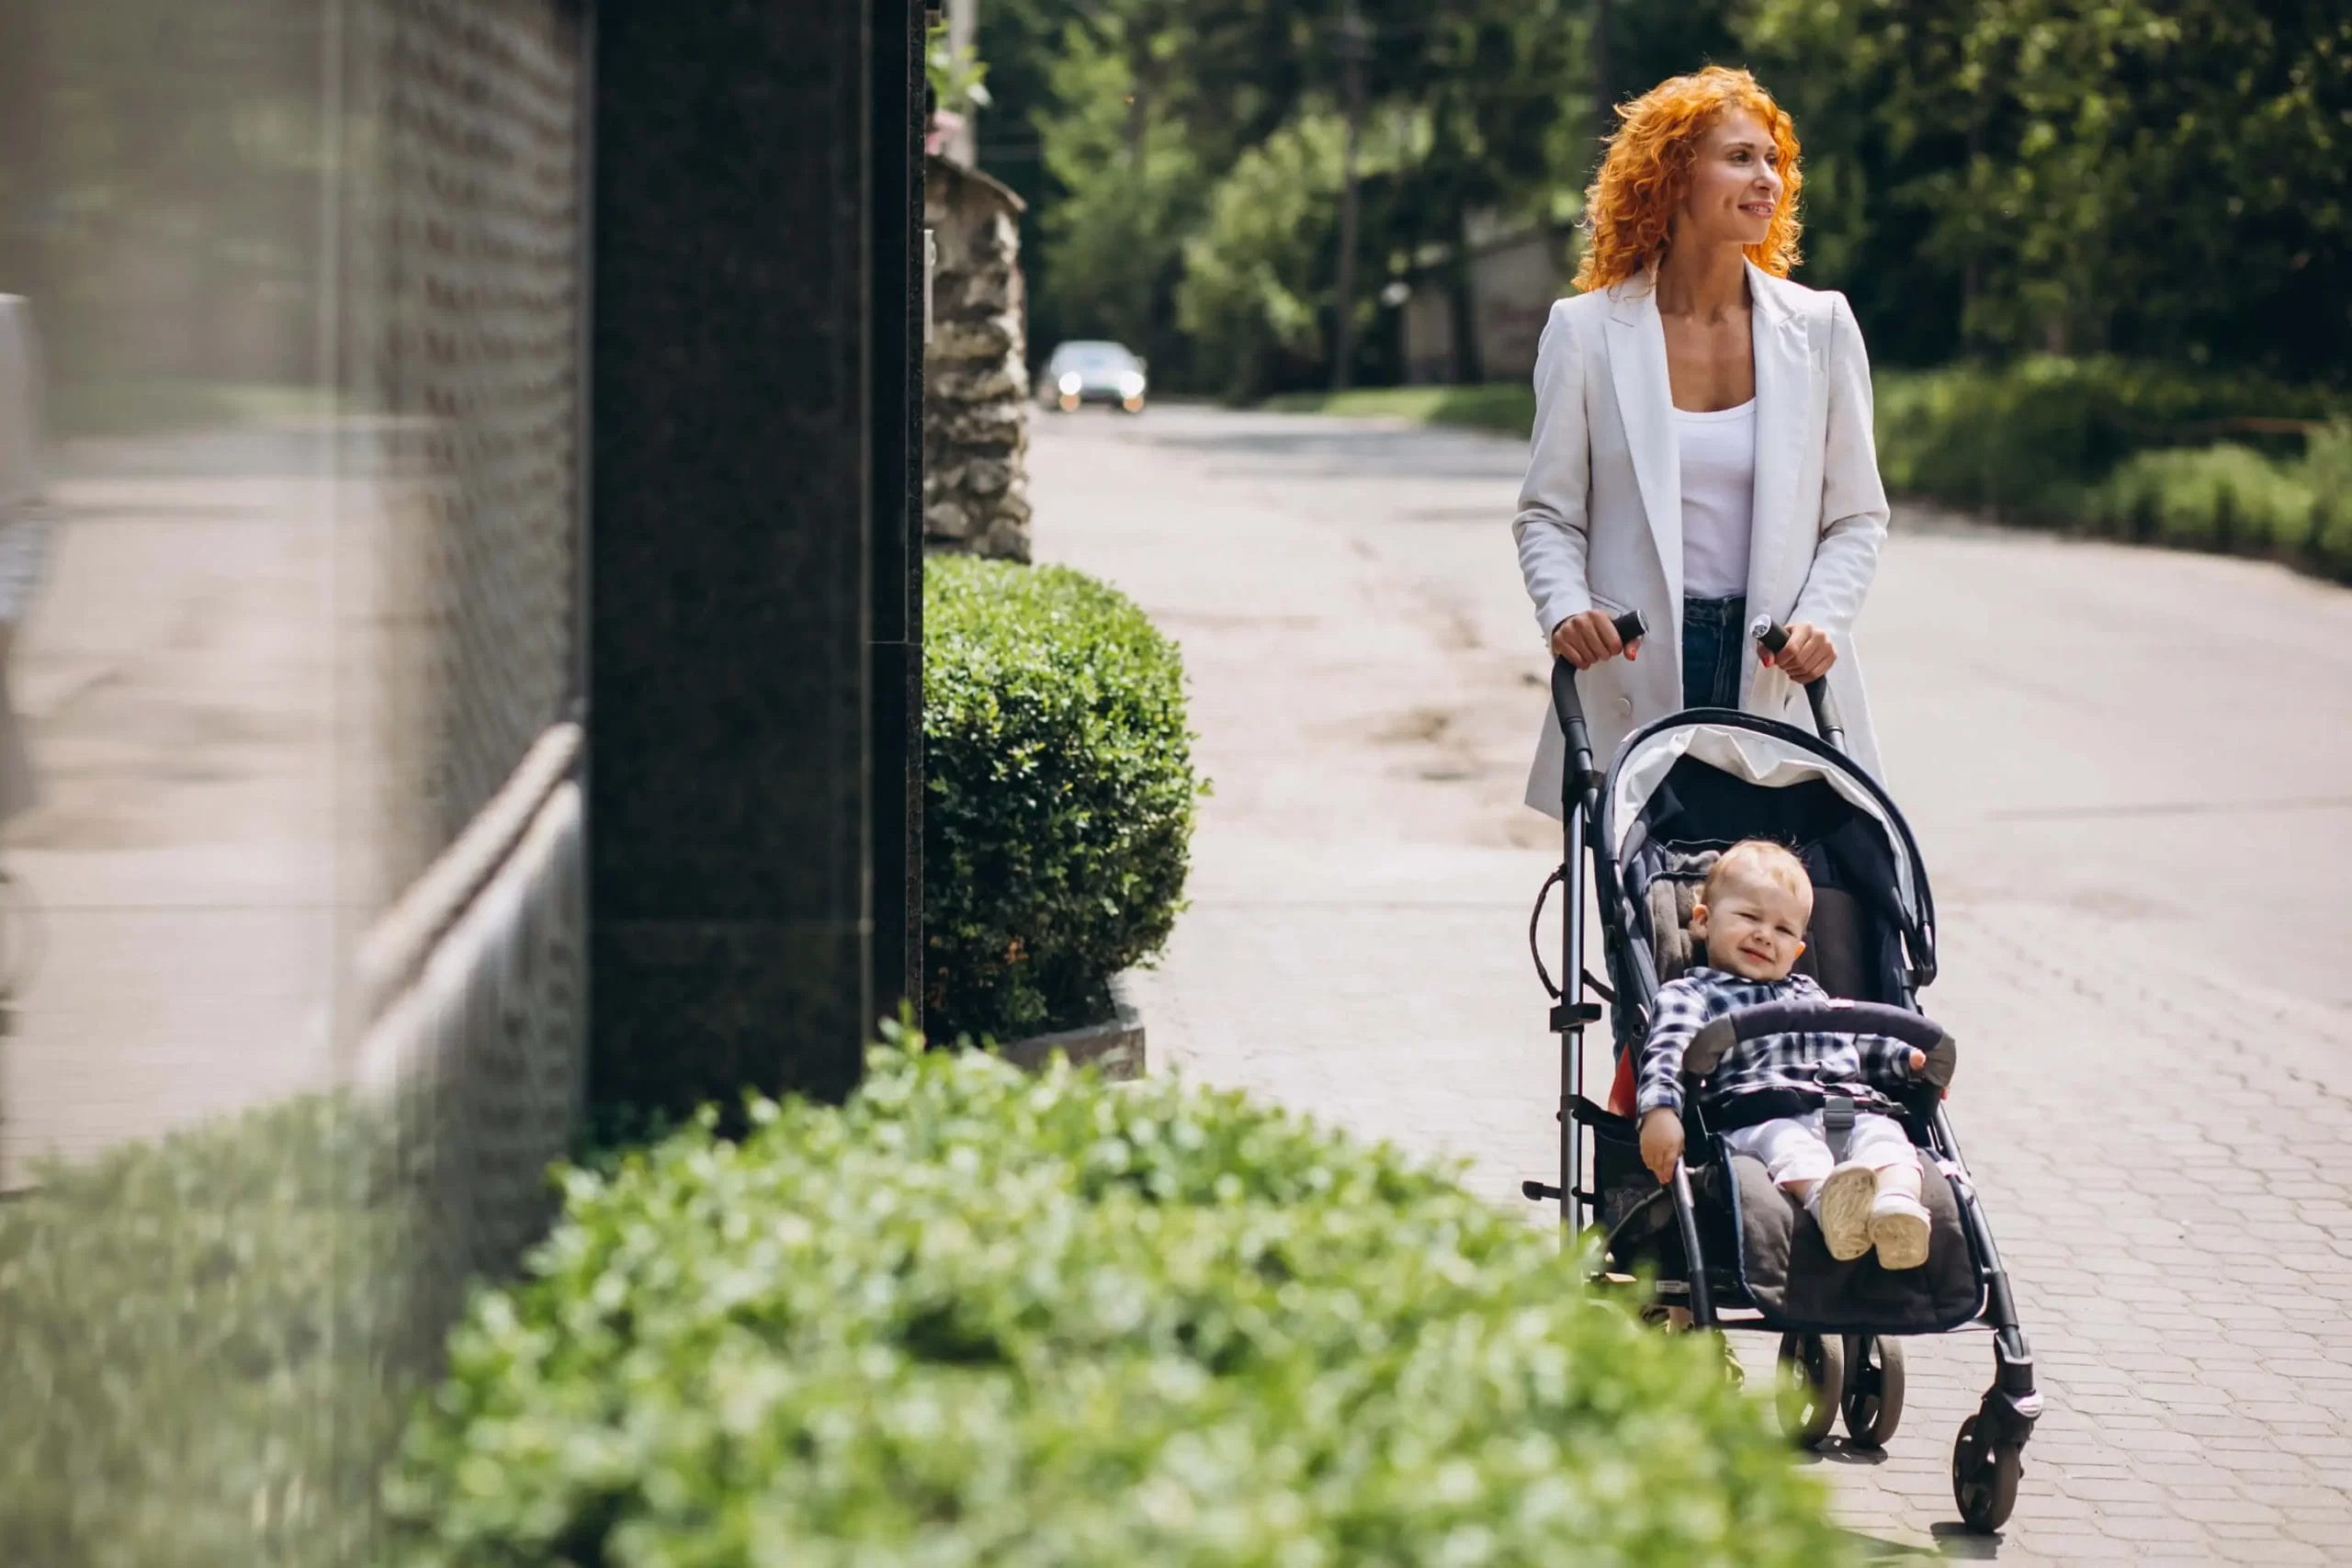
[923,157,1031,562]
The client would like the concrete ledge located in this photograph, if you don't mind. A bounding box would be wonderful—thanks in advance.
[997,975,1145,1081]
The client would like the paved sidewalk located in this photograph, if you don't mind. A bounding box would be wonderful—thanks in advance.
[1032,403,2352,1562]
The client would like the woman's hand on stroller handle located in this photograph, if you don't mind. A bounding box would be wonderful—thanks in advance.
[1551,608,1649,670]
[1550,610,1647,802]
[1750,615,1838,684]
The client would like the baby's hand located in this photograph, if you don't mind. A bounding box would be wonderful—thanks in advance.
[1639,1108,1684,1185]
[1905,1046,1953,1097]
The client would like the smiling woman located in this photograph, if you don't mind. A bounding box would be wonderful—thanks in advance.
[1513,64,1894,816]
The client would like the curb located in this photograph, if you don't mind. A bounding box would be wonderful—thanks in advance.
[998,974,1146,1081]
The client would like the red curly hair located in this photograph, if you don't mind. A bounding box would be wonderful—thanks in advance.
[1573,65,1804,294]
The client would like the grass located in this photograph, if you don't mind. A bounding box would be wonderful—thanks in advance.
[1261,382,1536,434]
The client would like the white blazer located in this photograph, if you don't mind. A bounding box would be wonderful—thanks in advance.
[1513,259,1890,818]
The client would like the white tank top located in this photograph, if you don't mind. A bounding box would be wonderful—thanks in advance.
[1675,399,1757,600]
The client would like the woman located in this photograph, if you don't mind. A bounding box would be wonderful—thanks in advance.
[1514,65,1890,818]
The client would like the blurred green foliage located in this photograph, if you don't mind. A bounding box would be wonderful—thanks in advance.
[978,0,2351,396]
[0,3,332,413]
[2085,426,2352,578]
[0,1094,429,1567]
[1870,358,2346,515]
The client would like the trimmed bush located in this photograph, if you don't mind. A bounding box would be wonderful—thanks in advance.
[387,1035,1854,1567]
[924,556,1201,1042]
[0,1095,425,1568]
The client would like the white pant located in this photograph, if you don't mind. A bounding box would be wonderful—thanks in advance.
[1722,1109,1917,1189]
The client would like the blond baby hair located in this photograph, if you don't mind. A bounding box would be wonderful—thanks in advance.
[1700,839,1812,907]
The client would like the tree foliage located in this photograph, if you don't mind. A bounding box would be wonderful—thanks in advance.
[982,0,2350,389]
[1736,0,2351,373]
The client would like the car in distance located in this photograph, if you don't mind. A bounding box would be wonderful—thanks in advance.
[1040,340,1148,413]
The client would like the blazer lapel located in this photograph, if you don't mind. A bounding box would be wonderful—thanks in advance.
[1744,260,1810,622]
[1602,276,1683,613]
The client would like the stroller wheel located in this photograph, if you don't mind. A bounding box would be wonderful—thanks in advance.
[1840,1335,1906,1450]
[1951,1415,2022,1533]
[1775,1333,1843,1448]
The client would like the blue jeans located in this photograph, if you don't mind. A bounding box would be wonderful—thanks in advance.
[1681,594,1747,709]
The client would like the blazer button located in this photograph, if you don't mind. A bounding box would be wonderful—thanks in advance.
[1617,697,1634,718]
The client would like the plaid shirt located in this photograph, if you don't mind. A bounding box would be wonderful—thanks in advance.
[1635,966,1918,1118]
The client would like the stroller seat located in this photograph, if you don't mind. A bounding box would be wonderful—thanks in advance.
[1594,782,1979,1327]
[1640,845,1880,1003]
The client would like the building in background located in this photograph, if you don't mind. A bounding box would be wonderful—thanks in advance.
[1399,220,1575,388]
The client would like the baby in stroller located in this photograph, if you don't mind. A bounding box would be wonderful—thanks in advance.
[1633,839,1955,1269]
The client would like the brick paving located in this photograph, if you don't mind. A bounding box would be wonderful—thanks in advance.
[1033,403,2352,1561]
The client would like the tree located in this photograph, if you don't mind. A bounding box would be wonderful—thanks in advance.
[1175,114,1354,400]
[1740,0,2352,377]
[1031,13,1209,376]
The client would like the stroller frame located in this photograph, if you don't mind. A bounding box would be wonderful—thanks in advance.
[1521,618,2041,1532]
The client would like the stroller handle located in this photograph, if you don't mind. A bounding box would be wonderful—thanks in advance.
[1749,615,1848,752]
[1681,1000,1957,1088]
[1551,610,1649,804]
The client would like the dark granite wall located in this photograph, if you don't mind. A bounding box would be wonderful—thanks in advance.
[872,0,926,1038]
[587,0,922,1114]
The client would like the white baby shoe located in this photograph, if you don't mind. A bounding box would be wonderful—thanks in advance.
[1812,1161,1879,1261]
[1869,1190,1933,1270]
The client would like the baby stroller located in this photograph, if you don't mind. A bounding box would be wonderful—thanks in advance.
[1521,612,2041,1533]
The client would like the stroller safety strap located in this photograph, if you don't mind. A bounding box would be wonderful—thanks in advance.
[1822,1094,1857,1163]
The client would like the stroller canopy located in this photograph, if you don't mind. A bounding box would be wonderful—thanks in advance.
[1597,713,1938,998]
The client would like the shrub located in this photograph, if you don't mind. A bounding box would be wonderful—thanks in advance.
[387,1035,1854,1567]
[0,1095,426,1568]
[2302,424,2352,579]
[2086,442,2336,566]
[924,556,1201,1043]
[1872,356,2343,519]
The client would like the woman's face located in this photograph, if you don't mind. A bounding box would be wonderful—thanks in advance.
[1672,107,1784,252]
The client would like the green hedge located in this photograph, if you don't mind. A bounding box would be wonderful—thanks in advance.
[0,1095,424,1568]
[387,1034,1853,1567]
[2077,425,2352,579]
[924,556,1201,1043]
[1871,356,2344,518]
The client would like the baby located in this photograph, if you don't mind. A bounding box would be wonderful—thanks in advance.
[1635,839,1939,1269]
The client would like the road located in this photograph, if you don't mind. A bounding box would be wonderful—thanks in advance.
[1032,401,2352,1563]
